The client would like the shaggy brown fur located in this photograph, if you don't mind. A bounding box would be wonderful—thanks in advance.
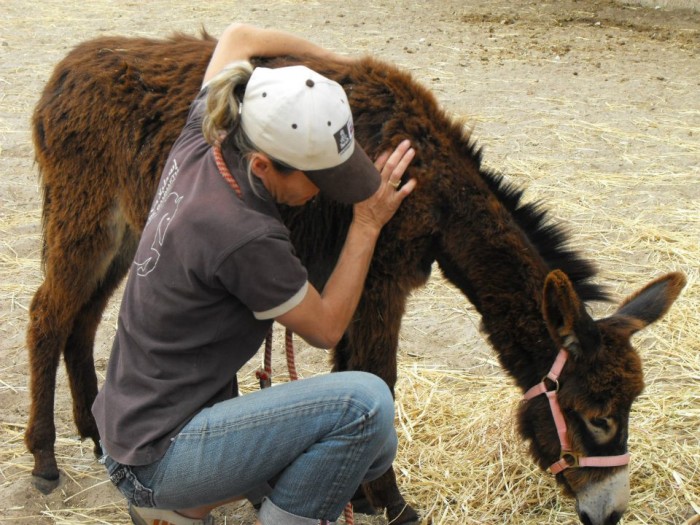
[27,32,685,525]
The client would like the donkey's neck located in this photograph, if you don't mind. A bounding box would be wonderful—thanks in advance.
[438,237,555,391]
[435,168,590,391]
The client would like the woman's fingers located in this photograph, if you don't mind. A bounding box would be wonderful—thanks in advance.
[376,140,413,182]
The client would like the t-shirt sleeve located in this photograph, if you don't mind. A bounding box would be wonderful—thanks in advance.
[180,87,209,135]
[216,229,309,320]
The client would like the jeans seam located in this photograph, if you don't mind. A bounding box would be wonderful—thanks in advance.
[178,398,367,438]
[318,407,372,517]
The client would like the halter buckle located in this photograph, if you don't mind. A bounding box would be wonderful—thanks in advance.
[560,450,581,468]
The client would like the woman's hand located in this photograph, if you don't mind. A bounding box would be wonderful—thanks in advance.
[353,139,417,233]
[277,139,416,349]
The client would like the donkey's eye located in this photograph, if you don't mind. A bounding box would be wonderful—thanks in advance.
[590,417,610,430]
[582,416,617,444]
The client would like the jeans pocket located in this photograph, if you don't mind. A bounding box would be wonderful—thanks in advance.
[104,455,156,508]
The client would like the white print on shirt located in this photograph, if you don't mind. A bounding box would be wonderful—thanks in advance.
[134,159,184,277]
[147,159,180,225]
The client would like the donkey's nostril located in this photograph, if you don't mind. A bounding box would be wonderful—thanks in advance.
[579,511,593,525]
[577,510,622,525]
[605,511,622,525]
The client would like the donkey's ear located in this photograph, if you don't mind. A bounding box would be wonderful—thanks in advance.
[608,272,686,336]
[542,270,600,359]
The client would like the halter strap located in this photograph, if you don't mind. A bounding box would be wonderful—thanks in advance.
[524,348,631,474]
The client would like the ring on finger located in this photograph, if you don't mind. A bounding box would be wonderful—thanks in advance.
[389,179,400,189]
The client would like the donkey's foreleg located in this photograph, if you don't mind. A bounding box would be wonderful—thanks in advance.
[335,286,420,525]
[365,468,420,525]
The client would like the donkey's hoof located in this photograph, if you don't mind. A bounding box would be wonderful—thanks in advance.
[32,473,61,494]
[92,439,103,459]
[386,504,421,525]
[350,496,378,515]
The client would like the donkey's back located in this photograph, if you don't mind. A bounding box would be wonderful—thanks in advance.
[33,33,215,236]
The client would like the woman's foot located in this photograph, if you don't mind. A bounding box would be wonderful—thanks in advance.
[128,504,214,525]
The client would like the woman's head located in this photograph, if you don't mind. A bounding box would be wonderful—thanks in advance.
[203,63,380,204]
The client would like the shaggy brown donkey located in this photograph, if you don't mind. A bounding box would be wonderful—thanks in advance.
[27,33,685,525]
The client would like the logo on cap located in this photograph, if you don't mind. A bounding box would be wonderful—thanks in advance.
[334,119,354,155]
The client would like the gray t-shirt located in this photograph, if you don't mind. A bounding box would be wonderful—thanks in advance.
[92,89,308,465]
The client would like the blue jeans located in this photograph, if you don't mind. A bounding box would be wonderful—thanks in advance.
[103,371,397,524]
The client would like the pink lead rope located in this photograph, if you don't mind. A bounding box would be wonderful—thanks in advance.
[523,348,631,475]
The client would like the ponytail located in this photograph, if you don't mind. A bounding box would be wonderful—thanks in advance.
[202,60,254,145]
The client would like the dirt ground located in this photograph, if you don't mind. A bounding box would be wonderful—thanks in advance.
[1,1,698,524]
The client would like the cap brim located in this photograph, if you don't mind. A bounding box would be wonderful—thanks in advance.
[304,144,380,204]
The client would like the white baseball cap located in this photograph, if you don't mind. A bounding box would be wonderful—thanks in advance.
[240,65,380,204]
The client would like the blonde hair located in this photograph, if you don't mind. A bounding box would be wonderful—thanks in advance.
[202,60,254,145]
[202,61,295,198]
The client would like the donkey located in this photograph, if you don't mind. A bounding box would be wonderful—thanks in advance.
[27,32,685,525]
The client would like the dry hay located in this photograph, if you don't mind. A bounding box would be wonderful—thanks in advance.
[1,264,698,525]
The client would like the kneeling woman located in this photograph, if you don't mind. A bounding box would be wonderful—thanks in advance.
[92,22,416,525]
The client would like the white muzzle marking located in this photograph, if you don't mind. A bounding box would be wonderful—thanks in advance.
[575,468,630,525]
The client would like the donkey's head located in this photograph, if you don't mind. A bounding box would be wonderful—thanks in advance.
[518,270,686,525]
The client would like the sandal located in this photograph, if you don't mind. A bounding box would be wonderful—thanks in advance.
[128,504,214,525]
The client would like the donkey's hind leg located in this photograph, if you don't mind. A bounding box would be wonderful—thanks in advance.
[62,229,139,459]
[25,207,134,493]
[25,280,71,493]
[26,272,105,493]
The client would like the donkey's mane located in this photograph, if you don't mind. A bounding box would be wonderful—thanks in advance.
[463,139,609,303]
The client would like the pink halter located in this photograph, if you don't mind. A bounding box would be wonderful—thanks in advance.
[523,348,631,474]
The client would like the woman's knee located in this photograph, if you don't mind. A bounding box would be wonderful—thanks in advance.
[357,373,398,480]
[338,371,397,479]
[341,371,395,434]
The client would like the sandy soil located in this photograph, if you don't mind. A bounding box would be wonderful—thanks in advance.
[1,1,698,524]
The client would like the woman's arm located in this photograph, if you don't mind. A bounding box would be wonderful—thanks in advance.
[203,23,352,85]
[277,140,416,349]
